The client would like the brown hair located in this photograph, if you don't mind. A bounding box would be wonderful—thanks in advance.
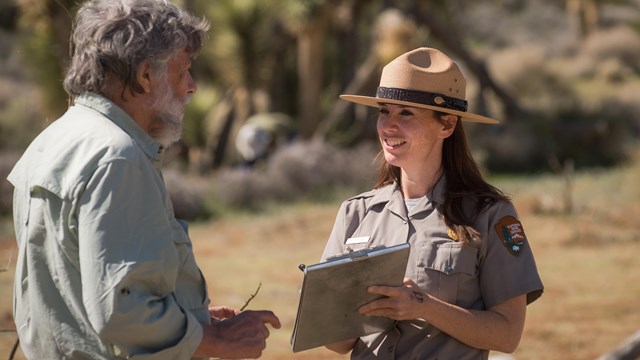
[373,111,509,245]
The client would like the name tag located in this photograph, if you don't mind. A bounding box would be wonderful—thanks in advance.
[345,236,370,245]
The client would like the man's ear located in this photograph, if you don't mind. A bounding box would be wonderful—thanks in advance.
[136,60,153,94]
[439,114,458,139]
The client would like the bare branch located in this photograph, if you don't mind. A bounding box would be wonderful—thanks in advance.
[240,282,262,311]
[9,338,20,360]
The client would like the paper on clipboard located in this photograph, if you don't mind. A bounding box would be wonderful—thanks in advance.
[290,243,411,353]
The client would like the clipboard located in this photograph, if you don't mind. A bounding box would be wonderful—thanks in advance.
[290,243,411,353]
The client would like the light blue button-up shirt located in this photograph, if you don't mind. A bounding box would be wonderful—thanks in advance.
[8,92,210,359]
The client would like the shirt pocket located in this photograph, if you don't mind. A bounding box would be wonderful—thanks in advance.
[416,242,478,304]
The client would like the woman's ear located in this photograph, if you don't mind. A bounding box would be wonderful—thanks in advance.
[439,114,458,139]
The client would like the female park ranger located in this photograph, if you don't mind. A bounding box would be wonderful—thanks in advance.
[321,47,544,360]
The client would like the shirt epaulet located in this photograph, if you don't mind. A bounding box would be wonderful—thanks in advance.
[346,189,377,201]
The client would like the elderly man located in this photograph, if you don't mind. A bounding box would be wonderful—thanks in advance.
[7,0,279,359]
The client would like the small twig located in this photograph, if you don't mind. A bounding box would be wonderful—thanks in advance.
[239,282,262,311]
[9,337,19,360]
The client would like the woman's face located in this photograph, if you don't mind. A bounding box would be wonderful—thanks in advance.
[376,103,452,170]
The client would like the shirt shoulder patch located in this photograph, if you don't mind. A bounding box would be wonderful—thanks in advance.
[494,215,527,257]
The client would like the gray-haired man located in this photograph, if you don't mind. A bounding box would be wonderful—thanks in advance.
[8,1,280,358]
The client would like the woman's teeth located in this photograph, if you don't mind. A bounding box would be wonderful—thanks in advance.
[386,139,406,147]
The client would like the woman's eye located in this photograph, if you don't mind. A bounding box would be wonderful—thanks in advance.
[400,110,413,116]
[379,108,389,115]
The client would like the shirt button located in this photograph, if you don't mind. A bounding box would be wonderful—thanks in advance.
[402,220,407,224]
[388,346,394,353]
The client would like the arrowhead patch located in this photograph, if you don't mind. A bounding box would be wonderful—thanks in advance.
[494,216,527,256]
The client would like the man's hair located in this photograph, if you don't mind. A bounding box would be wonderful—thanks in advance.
[63,0,209,98]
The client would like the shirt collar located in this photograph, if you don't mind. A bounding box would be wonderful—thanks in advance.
[74,92,164,161]
[366,174,447,214]
[428,174,446,205]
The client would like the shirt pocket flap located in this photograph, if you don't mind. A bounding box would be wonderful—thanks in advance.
[424,243,478,276]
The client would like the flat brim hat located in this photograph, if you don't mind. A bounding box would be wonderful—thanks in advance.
[340,47,499,124]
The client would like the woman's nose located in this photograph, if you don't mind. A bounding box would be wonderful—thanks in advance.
[378,115,398,131]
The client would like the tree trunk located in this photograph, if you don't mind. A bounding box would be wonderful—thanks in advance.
[567,0,601,39]
[296,5,331,139]
[268,20,295,113]
[315,51,380,140]
[204,89,236,169]
[44,0,75,115]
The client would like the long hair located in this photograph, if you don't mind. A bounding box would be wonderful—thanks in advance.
[373,111,509,245]
[63,0,209,98]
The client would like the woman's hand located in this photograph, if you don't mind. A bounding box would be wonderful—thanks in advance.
[361,277,528,353]
[358,278,429,321]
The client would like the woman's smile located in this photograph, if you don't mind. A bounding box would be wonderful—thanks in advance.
[384,138,407,148]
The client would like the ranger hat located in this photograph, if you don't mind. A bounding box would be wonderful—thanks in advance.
[340,47,499,124]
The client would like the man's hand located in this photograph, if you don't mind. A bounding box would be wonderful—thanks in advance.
[209,306,240,321]
[194,309,281,359]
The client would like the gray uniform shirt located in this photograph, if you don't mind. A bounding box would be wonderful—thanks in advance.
[322,179,543,360]
[8,92,210,359]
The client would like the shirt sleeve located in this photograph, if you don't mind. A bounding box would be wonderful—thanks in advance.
[477,201,544,309]
[321,201,349,261]
[77,159,203,358]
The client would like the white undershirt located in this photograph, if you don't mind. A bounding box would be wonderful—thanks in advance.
[404,197,423,212]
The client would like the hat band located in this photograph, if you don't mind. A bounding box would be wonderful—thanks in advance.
[376,87,468,112]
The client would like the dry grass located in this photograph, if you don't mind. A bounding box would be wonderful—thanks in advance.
[1,149,640,359]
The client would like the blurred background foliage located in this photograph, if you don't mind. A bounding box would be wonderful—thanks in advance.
[1,0,640,219]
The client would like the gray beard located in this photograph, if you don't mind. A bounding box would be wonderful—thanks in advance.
[151,111,183,148]
[149,84,188,148]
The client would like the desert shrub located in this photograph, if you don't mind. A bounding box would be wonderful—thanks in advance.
[211,167,273,210]
[265,140,376,197]
[480,98,638,172]
[548,101,638,168]
[480,24,640,173]
[163,169,212,220]
[210,140,378,211]
[487,44,577,111]
[475,120,549,173]
[582,26,640,74]
[460,1,570,50]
